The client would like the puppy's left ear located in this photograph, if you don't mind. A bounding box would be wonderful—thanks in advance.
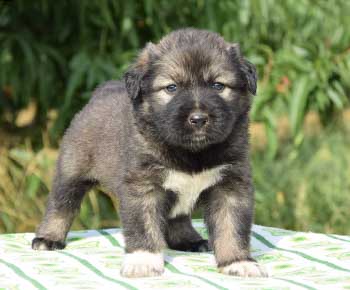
[241,59,257,95]
[227,43,258,95]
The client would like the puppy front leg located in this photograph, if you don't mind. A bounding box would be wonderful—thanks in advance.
[203,180,268,277]
[119,184,168,278]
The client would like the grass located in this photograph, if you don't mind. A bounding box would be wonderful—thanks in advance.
[0,135,120,233]
[1,115,349,234]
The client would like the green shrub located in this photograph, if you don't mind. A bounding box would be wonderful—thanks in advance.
[253,125,350,234]
[1,0,349,147]
[1,1,350,234]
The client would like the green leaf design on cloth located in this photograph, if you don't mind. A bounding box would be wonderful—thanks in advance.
[1,221,350,289]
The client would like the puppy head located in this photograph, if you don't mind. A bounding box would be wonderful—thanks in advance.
[125,28,257,151]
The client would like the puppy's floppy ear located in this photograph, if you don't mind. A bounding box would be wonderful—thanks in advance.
[227,43,258,95]
[124,42,158,101]
[241,59,257,95]
[124,68,144,101]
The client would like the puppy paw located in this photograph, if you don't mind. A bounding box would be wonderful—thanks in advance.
[120,251,164,278]
[189,239,211,252]
[32,237,66,251]
[219,260,268,278]
[168,239,211,252]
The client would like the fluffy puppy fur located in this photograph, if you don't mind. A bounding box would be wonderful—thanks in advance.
[32,28,267,278]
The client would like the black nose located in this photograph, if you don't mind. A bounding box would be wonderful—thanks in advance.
[188,112,209,128]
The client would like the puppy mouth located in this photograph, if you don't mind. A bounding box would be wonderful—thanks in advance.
[182,132,211,151]
[192,135,207,142]
[191,131,208,142]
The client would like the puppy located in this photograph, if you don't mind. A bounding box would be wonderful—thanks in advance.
[32,28,267,278]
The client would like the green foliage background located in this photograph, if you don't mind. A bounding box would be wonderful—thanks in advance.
[1,0,350,234]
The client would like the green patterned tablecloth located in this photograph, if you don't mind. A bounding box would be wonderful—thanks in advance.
[1,221,350,289]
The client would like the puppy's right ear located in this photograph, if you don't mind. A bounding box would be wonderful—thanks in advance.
[124,68,144,101]
[124,42,158,101]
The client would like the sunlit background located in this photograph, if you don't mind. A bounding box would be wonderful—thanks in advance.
[1,0,350,234]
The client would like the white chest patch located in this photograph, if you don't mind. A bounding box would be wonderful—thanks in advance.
[163,165,227,218]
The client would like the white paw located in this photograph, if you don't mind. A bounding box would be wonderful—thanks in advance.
[120,251,164,278]
[219,260,268,278]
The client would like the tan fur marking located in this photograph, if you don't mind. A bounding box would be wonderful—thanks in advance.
[152,76,174,90]
[219,87,233,101]
[142,193,167,249]
[153,90,174,105]
[37,213,72,241]
[215,74,236,85]
[213,196,249,264]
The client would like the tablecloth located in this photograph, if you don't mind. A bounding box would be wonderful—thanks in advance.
[1,220,350,289]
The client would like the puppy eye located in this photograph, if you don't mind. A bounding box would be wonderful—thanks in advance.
[211,82,225,91]
[165,84,177,93]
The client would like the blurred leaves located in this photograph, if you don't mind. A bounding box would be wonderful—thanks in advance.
[254,124,350,234]
[1,0,350,234]
[289,76,315,137]
[0,0,349,144]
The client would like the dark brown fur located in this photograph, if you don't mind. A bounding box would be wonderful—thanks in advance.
[32,28,267,278]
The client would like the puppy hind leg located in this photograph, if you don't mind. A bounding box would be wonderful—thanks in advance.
[166,215,210,252]
[32,177,94,251]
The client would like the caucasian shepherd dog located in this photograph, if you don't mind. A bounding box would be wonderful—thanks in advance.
[32,28,267,278]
